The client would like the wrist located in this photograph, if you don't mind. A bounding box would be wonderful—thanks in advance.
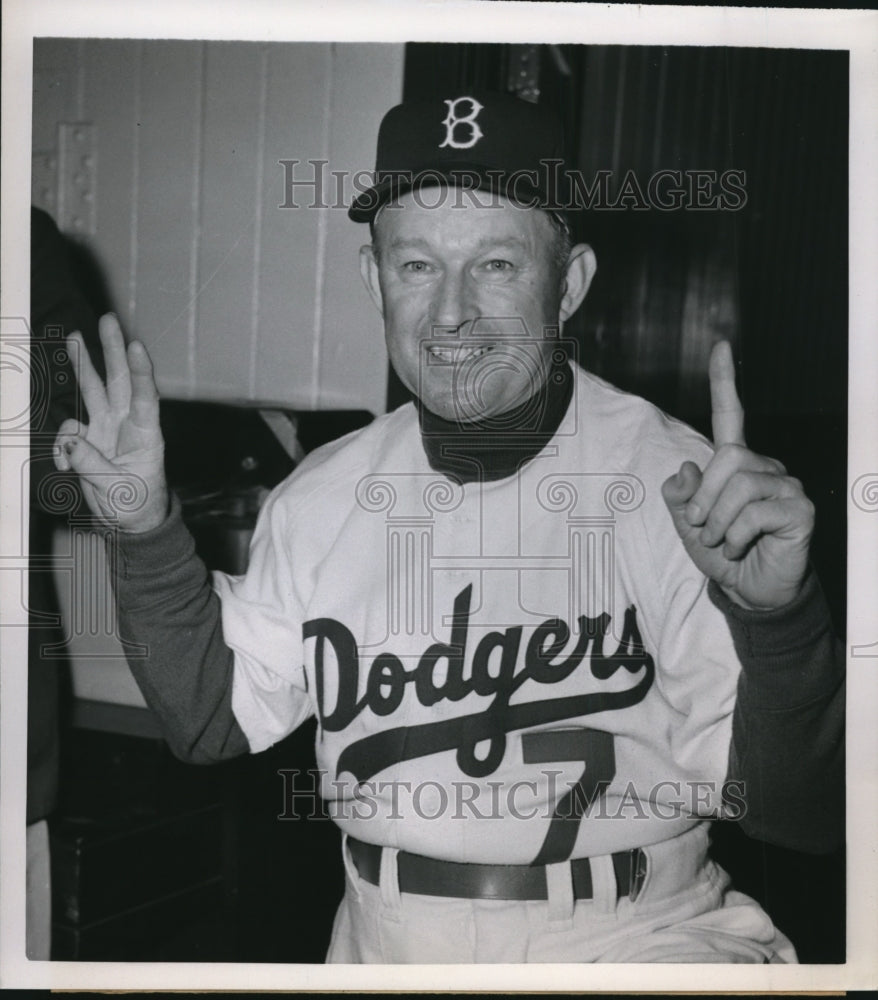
[709,571,821,631]
[719,585,782,613]
[718,578,806,614]
[117,488,171,534]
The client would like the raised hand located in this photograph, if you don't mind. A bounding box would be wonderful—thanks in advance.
[53,313,169,533]
[661,341,814,610]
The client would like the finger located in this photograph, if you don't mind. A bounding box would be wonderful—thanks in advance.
[709,340,745,448]
[67,331,109,419]
[54,419,87,471]
[685,445,785,526]
[698,472,803,548]
[56,434,155,523]
[99,313,132,412]
[662,461,704,541]
[57,417,87,438]
[722,498,814,560]
[55,433,115,483]
[127,340,161,429]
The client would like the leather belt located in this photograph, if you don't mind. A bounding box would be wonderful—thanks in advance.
[347,837,647,902]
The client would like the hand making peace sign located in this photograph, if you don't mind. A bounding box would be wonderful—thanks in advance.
[53,313,169,533]
[661,341,815,610]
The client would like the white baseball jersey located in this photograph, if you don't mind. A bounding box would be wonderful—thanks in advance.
[214,363,742,865]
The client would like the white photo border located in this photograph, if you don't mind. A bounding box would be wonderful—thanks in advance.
[2,0,876,991]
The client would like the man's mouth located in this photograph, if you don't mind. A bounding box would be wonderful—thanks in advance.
[426,344,494,363]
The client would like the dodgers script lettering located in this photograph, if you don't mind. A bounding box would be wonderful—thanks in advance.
[304,586,655,783]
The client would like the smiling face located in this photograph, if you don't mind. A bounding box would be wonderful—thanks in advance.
[359,193,596,423]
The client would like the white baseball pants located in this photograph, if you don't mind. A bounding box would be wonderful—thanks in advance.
[325,823,796,963]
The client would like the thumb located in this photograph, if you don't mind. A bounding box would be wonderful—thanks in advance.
[56,434,154,524]
[53,419,86,471]
[56,433,115,482]
[56,434,125,514]
[661,461,702,527]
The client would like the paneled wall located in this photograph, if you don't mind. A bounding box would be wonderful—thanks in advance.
[32,39,404,414]
[33,40,403,708]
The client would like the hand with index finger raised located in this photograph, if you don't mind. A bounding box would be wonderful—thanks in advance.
[661,340,814,610]
[53,313,169,532]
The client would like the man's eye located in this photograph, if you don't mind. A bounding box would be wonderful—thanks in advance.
[402,260,430,273]
[485,259,513,271]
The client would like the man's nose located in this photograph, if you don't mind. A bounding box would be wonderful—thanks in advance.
[429,269,475,334]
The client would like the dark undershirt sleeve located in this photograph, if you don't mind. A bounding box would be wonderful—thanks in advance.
[111,495,251,764]
[710,573,844,854]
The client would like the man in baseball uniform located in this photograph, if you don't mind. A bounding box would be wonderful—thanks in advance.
[54,93,842,963]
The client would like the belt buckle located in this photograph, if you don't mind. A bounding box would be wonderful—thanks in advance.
[628,848,648,902]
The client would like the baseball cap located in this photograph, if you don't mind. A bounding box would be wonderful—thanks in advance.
[348,92,569,223]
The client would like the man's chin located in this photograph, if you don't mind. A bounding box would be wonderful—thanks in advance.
[417,393,524,427]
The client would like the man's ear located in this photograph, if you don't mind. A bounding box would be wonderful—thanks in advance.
[359,244,384,316]
[559,244,597,323]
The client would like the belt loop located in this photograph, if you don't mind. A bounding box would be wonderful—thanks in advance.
[589,853,617,915]
[629,848,648,903]
[341,833,363,900]
[378,845,402,920]
[545,861,575,926]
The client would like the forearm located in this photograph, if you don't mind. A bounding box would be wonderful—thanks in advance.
[713,573,845,853]
[111,495,250,763]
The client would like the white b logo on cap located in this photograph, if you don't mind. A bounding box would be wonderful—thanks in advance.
[439,96,484,149]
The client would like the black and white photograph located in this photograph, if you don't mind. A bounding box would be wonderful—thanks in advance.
[1,0,876,992]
